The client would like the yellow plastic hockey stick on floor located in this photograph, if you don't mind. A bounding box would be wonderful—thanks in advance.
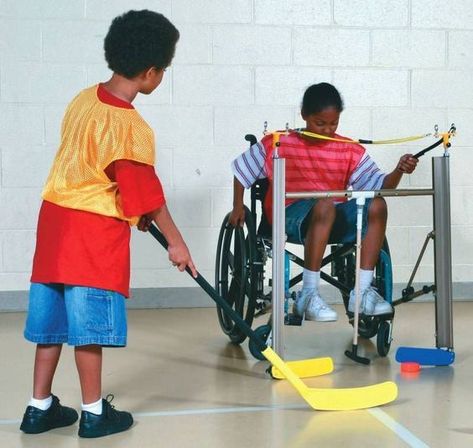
[263,348,398,411]
[270,357,333,379]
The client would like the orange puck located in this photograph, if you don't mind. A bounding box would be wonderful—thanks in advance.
[401,362,421,373]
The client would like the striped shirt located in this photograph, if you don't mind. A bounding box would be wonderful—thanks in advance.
[231,141,386,192]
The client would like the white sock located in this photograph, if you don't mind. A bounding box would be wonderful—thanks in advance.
[29,395,53,411]
[302,269,320,292]
[360,269,374,292]
[82,398,103,415]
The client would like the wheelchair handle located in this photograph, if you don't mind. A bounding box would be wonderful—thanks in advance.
[245,134,257,146]
[148,224,267,352]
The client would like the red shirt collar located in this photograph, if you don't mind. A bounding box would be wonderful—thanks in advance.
[97,83,134,109]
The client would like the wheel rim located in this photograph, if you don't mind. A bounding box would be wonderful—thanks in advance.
[215,219,246,334]
[215,208,258,343]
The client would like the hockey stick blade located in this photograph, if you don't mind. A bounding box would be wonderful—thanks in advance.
[263,348,397,411]
[395,347,455,366]
[270,357,333,379]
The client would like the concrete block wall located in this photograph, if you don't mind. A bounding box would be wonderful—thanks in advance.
[1,0,472,303]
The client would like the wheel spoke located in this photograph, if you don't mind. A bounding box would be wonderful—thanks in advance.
[226,251,235,272]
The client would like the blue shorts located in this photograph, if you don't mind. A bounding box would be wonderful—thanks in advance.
[285,198,372,244]
[24,283,127,347]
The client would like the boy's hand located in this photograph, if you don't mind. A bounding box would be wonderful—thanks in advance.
[396,154,418,174]
[228,205,246,227]
[137,215,153,232]
[168,241,198,277]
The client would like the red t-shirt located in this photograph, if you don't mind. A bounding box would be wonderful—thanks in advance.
[31,84,165,297]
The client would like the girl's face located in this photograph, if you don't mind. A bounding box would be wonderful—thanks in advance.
[302,107,341,137]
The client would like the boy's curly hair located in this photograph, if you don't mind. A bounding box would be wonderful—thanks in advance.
[104,10,179,78]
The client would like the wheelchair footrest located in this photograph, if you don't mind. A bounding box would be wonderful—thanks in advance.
[285,313,303,326]
[346,311,394,320]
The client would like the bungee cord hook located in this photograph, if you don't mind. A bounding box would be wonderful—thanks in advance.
[413,123,456,159]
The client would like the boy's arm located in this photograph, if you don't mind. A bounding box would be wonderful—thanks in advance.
[147,204,197,277]
[111,159,196,276]
[229,177,246,227]
[382,154,418,189]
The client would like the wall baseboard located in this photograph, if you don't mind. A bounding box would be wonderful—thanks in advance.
[0,283,472,312]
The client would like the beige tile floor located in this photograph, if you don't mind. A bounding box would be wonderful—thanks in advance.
[0,302,472,447]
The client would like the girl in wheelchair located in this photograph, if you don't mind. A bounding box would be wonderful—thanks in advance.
[229,82,418,322]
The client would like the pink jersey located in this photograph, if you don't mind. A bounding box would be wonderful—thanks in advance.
[262,132,365,221]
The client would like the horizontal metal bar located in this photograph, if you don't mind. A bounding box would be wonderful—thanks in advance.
[285,188,434,200]
[392,285,435,307]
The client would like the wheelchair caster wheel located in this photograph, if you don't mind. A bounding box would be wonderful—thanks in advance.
[377,320,392,357]
[285,313,303,326]
[249,324,271,361]
[357,316,379,339]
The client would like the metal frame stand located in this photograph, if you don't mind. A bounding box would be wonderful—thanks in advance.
[432,155,453,349]
[271,155,454,359]
[272,147,285,356]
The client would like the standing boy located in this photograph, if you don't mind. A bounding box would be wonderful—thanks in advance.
[20,10,196,439]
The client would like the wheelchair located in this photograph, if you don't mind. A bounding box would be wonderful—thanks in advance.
[215,135,394,360]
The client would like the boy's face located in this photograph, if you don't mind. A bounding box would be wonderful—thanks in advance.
[139,67,165,95]
[302,107,340,137]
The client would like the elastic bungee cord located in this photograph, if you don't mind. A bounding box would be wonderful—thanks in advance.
[263,122,456,159]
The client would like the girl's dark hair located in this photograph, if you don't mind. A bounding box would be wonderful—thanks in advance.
[301,83,344,116]
[104,10,179,78]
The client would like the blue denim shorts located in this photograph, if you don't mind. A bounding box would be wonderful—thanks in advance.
[285,198,372,244]
[24,283,127,347]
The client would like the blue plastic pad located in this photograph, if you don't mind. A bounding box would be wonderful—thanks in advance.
[395,347,455,366]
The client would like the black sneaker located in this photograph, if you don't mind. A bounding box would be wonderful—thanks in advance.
[78,394,133,438]
[20,394,79,434]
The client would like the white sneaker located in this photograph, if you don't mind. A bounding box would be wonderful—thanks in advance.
[348,288,375,315]
[293,290,312,317]
[305,294,338,322]
[348,286,393,316]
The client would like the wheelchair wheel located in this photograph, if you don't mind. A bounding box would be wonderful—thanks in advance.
[215,206,258,344]
[376,320,392,357]
[248,324,271,361]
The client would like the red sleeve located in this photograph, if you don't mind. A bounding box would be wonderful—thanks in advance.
[106,160,166,217]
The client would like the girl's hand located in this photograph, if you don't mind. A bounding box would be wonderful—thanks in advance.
[396,154,418,174]
[228,205,246,227]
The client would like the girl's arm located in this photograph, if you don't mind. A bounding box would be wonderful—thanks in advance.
[382,154,418,189]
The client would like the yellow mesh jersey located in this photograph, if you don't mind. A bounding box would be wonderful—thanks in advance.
[42,85,155,225]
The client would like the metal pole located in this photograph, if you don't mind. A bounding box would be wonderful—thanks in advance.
[272,153,286,357]
[286,188,433,200]
[432,156,454,349]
